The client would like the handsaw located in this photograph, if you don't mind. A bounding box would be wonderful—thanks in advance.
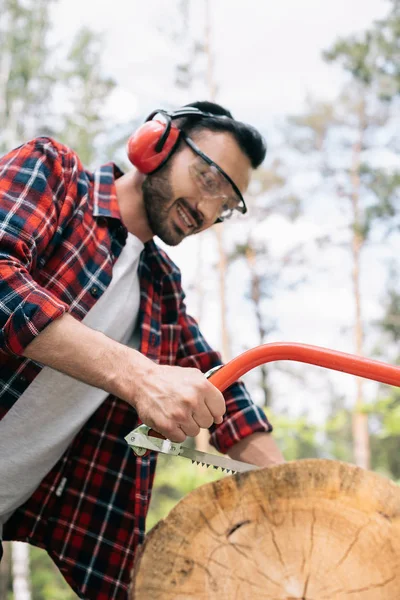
[125,423,255,473]
[125,342,400,473]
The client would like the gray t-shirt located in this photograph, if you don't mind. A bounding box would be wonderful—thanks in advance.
[0,233,144,535]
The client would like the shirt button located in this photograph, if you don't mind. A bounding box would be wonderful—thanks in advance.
[90,286,100,297]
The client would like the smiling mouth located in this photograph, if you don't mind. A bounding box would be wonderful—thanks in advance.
[176,200,199,230]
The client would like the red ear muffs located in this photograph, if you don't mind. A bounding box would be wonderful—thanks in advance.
[127,118,180,174]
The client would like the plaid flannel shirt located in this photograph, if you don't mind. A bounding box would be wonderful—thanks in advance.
[0,137,272,599]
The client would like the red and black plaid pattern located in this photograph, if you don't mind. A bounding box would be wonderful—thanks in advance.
[1,138,272,598]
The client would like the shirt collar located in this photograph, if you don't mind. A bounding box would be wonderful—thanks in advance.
[92,163,124,220]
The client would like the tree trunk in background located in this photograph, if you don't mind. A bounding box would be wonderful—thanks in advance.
[214,227,232,362]
[204,0,231,363]
[195,0,231,453]
[194,236,205,325]
[245,245,270,407]
[12,542,31,600]
[131,460,400,599]
[350,98,370,470]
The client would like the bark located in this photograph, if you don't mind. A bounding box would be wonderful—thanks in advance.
[131,459,400,599]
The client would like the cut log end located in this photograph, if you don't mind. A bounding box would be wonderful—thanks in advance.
[131,459,400,599]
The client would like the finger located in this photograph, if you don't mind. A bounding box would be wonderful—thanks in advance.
[192,409,214,430]
[178,420,200,438]
[204,385,226,423]
[167,426,187,443]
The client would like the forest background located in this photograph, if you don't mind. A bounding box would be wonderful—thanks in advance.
[0,0,399,597]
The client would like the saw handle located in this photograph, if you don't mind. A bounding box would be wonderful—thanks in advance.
[208,342,400,392]
[137,428,168,457]
[147,429,165,440]
[138,343,400,454]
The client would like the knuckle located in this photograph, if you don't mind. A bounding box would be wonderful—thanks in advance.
[172,408,188,423]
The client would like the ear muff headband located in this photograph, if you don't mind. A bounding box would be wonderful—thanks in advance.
[126,108,219,174]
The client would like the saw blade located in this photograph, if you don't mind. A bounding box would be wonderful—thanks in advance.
[178,446,258,473]
[124,426,258,473]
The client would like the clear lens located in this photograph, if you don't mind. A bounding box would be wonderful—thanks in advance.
[189,158,244,219]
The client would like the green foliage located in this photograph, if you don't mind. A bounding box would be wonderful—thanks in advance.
[324,0,400,99]
[363,168,400,231]
[381,286,400,341]
[369,390,400,479]
[268,411,322,461]
[147,453,227,531]
[371,278,400,480]
[324,34,374,85]
[30,547,77,600]
[58,27,116,165]
[0,0,115,164]
[0,0,57,149]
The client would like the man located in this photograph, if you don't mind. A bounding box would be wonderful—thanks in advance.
[0,101,284,598]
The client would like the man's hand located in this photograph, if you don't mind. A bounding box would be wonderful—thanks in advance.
[128,364,225,442]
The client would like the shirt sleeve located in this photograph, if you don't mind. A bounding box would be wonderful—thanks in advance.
[0,138,69,356]
[175,290,273,455]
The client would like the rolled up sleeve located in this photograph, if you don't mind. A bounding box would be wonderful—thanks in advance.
[0,139,69,356]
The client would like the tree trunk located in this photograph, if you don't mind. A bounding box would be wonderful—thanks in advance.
[196,0,231,454]
[11,542,31,600]
[131,459,400,599]
[350,98,370,470]
[245,244,271,406]
[204,0,230,362]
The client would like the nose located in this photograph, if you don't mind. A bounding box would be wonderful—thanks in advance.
[196,195,222,226]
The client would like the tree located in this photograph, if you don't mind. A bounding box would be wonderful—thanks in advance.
[58,27,116,166]
[287,81,399,470]
[316,0,400,468]
[0,0,57,151]
[324,0,400,101]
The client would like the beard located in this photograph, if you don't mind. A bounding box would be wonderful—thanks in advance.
[142,163,188,246]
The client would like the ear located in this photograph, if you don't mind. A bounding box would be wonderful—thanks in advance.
[127,120,180,174]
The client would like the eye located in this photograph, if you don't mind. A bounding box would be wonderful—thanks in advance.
[200,171,218,191]
[219,204,234,220]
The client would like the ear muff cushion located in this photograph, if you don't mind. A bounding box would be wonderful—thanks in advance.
[127,120,180,174]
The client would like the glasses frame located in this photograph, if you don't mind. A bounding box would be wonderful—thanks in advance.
[182,134,247,222]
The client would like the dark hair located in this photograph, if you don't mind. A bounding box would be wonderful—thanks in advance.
[175,100,267,169]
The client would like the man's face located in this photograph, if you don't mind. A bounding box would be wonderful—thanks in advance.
[142,131,252,246]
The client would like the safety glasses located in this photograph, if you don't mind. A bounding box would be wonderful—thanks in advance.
[182,134,247,222]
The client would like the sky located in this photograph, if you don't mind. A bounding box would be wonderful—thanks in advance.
[52,0,390,121]
[51,0,397,419]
